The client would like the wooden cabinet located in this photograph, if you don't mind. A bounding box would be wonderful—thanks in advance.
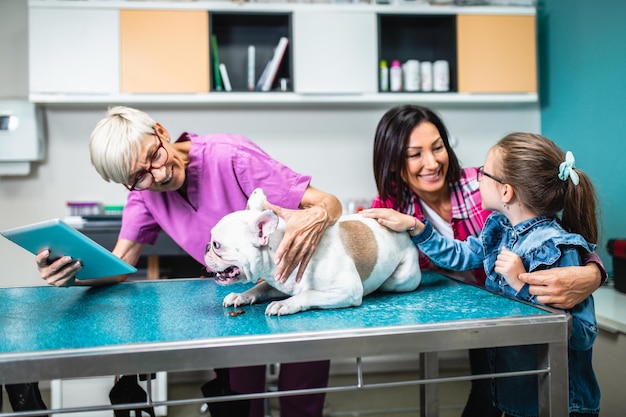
[27,1,538,104]
[120,10,209,93]
[457,14,537,93]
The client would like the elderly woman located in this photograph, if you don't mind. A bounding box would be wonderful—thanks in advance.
[36,106,341,417]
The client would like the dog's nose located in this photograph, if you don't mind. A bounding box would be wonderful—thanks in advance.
[205,243,211,253]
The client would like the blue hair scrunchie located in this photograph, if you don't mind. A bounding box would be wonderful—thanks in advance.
[558,151,579,185]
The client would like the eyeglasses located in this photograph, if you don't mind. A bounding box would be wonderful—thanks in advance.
[125,133,169,191]
[477,166,504,184]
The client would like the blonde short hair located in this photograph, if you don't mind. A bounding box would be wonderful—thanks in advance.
[89,106,156,184]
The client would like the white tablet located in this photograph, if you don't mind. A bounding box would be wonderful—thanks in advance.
[1,218,137,279]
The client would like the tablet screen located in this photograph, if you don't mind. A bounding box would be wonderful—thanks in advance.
[1,219,137,279]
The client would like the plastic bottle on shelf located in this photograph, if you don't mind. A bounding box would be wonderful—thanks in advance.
[433,60,450,92]
[390,60,402,92]
[403,59,420,92]
[379,60,389,92]
[420,61,433,92]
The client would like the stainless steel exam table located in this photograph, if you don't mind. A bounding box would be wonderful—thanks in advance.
[0,271,569,416]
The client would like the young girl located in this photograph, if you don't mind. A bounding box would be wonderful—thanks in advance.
[362,132,600,417]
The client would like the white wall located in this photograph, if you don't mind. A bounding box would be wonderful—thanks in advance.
[0,1,540,287]
[0,0,28,98]
[0,104,539,287]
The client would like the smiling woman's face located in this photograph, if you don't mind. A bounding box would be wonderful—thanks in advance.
[401,121,450,197]
[126,130,186,192]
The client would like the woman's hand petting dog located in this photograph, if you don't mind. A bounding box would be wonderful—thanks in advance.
[264,203,330,284]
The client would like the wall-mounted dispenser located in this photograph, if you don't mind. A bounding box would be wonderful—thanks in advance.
[0,100,45,176]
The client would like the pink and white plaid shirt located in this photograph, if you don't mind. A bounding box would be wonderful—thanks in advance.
[372,167,490,283]
[372,166,606,285]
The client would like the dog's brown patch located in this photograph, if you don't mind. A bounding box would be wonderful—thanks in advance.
[338,221,378,281]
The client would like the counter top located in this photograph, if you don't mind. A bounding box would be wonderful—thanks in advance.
[0,271,571,416]
[0,272,566,384]
[0,272,547,354]
[595,285,626,334]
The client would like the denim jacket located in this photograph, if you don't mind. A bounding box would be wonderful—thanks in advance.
[412,213,600,416]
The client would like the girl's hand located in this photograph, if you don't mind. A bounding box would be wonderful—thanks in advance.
[495,247,526,291]
[359,208,423,235]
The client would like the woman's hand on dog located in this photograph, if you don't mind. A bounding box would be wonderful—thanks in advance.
[360,208,425,236]
[264,203,330,284]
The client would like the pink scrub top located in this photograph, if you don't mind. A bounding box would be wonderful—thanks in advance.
[119,132,311,265]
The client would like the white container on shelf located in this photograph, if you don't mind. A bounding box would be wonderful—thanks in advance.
[390,60,402,92]
[433,60,450,92]
[420,61,433,92]
[403,59,420,92]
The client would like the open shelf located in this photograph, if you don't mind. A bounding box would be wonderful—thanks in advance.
[210,12,292,92]
[379,14,457,92]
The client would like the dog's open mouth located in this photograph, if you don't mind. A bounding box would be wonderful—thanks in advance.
[206,266,241,285]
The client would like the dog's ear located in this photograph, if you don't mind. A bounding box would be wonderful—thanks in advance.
[246,188,268,212]
[251,210,279,247]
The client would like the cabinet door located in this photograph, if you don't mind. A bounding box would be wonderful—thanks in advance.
[120,10,209,93]
[293,11,377,94]
[457,14,537,93]
[29,8,119,94]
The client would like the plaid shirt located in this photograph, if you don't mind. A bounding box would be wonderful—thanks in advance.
[372,166,607,285]
[372,167,490,283]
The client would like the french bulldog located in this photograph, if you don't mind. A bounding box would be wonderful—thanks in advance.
[204,189,421,316]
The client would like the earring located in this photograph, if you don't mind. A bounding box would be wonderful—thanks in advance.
[502,203,508,209]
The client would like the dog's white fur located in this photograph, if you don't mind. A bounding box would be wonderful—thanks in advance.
[204,189,421,316]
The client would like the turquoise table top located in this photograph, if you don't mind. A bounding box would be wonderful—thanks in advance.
[0,270,571,408]
[0,272,547,354]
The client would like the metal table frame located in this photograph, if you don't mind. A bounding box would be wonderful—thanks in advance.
[0,274,570,417]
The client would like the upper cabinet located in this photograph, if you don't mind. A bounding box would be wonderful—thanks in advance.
[27,1,538,105]
[29,7,120,94]
[293,10,378,95]
[456,14,537,93]
[120,10,210,93]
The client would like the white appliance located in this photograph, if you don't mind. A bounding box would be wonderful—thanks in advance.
[0,99,45,175]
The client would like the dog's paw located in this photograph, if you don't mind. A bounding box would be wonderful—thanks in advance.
[265,300,301,316]
[223,292,255,307]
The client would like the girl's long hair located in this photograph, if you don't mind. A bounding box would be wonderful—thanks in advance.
[495,133,598,243]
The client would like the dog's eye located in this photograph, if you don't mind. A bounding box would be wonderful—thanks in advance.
[213,241,221,250]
